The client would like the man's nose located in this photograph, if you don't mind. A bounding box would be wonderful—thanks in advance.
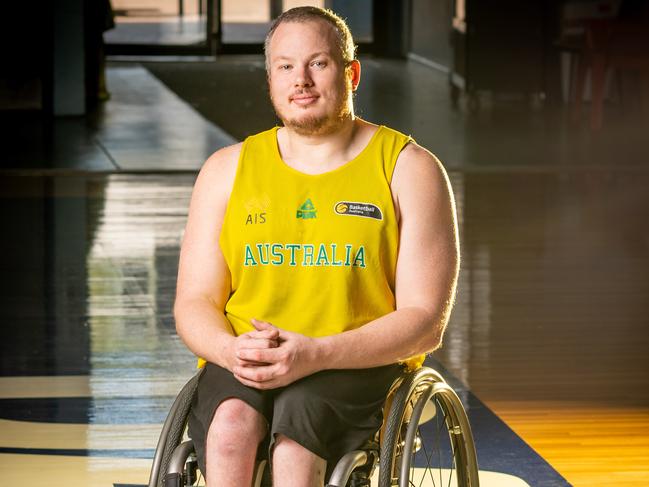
[294,66,313,87]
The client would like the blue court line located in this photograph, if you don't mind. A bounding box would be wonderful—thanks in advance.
[0,397,174,424]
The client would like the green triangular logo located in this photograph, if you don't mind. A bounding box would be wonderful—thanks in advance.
[296,198,317,219]
[300,199,315,211]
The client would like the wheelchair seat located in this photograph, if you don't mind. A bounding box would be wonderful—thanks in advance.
[148,366,479,487]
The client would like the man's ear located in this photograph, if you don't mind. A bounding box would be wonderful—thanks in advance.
[348,59,361,91]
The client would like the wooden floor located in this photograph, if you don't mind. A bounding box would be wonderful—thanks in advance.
[489,402,649,486]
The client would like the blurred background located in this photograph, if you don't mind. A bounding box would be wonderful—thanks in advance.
[0,1,648,486]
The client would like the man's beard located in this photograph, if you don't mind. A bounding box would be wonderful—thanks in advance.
[272,83,352,136]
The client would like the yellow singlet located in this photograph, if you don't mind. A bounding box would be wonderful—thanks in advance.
[205,125,424,370]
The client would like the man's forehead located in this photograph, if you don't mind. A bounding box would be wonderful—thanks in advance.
[269,19,339,55]
[273,50,334,61]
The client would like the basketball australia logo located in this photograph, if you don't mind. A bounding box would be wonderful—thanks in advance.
[334,201,383,220]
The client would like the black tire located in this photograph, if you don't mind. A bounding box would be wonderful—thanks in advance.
[378,367,479,487]
[148,369,205,487]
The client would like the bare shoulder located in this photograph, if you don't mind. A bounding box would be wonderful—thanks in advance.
[192,142,243,202]
[199,142,243,187]
[181,143,243,258]
[392,142,452,206]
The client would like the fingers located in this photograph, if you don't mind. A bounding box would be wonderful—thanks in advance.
[251,319,280,336]
[234,375,274,390]
[232,364,278,389]
[235,358,268,367]
[236,346,278,365]
[234,328,279,367]
[243,328,278,340]
[239,337,278,350]
[239,326,279,350]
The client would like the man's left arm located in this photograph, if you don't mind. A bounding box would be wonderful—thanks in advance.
[233,143,459,388]
[319,142,459,367]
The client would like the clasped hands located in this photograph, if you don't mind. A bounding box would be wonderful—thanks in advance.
[230,318,318,390]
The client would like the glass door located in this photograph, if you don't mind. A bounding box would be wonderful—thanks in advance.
[105,0,215,55]
[104,0,372,57]
[219,0,324,53]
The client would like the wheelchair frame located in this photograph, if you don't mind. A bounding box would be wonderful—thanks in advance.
[148,366,479,487]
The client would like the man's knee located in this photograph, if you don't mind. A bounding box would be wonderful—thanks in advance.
[207,398,266,456]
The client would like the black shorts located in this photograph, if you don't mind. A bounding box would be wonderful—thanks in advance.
[187,362,403,479]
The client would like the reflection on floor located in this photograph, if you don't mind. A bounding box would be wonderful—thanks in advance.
[0,175,195,486]
[1,56,648,486]
[1,66,235,172]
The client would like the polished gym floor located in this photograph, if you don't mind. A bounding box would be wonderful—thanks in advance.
[1,58,648,486]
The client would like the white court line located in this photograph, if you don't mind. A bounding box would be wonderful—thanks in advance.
[0,419,160,450]
[0,375,189,399]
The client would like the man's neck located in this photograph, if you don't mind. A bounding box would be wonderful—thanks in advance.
[279,117,367,174]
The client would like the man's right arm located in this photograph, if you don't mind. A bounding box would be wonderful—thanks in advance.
[174,143,242,371]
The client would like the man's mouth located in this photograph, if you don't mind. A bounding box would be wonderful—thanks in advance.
[291,94,319,106]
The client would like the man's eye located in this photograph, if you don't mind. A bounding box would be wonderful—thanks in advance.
[279,64,291,70]
[312,60,326,68]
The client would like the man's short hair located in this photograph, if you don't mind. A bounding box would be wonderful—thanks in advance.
[264,6,357,72]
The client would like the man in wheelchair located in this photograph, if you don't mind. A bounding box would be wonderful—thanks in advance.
[173,6,460,487]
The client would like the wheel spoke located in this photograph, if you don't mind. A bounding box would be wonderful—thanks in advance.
[418,396,457,487]
[444,404,454,487]
[440,399,457,487]
[436,405,444,487]
[417,436,428,487]
[420,428,438,487]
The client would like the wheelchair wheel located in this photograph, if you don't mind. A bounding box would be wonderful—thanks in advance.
[148,368,205,487]
[378,367,479,487]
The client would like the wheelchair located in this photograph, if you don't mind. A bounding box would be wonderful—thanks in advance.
[148,366,479,487]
